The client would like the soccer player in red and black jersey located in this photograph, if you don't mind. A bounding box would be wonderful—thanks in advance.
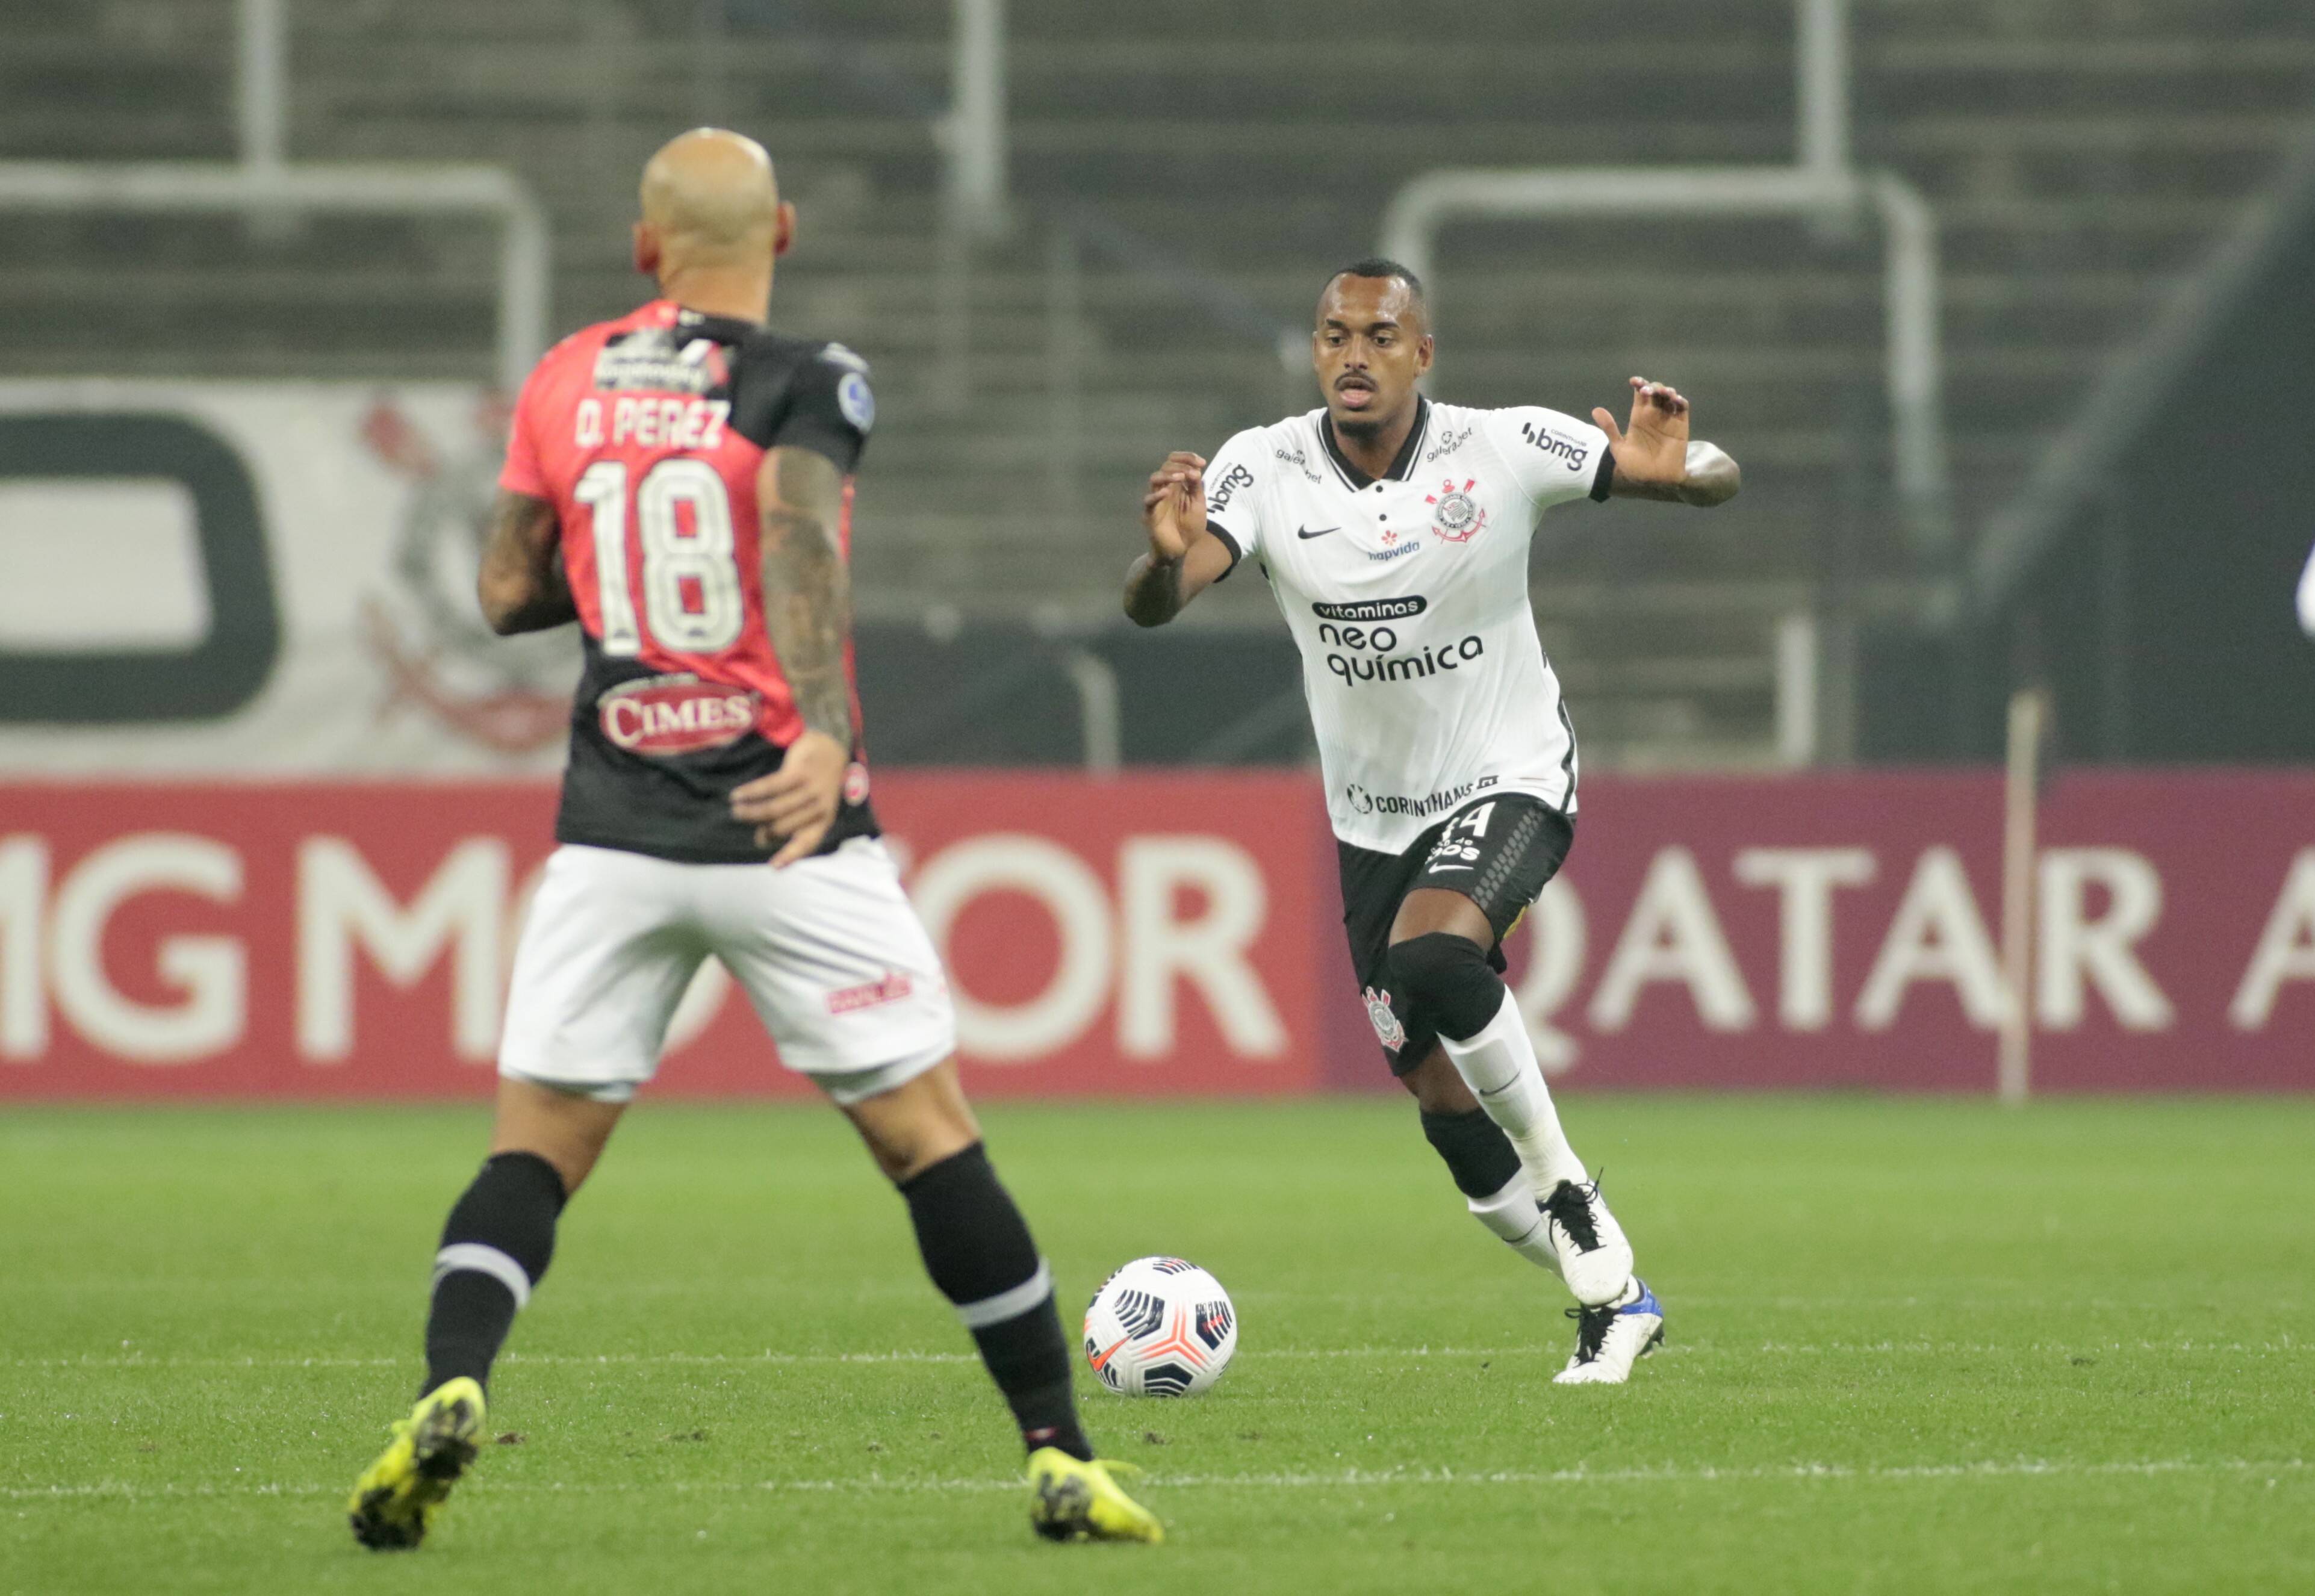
[347,129,1159,1551]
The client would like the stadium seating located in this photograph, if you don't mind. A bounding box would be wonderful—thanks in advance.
[5,0,2311,763]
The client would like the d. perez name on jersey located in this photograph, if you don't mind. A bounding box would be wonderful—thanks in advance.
[571,394,730,452]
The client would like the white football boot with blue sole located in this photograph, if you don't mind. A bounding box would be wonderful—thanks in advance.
[1553,1277,1664,1385]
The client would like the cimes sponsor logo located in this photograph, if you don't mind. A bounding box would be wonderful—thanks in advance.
[598,674,758,756]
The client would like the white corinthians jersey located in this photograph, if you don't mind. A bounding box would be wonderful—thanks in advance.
[1204,396,1614,854]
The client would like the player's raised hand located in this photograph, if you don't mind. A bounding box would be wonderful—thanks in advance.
[730,728,848,867]
[1142,452,1208,562]
[1593,377,1691,488]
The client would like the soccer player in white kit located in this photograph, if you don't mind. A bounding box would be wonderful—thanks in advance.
[1124,260,1741,1383]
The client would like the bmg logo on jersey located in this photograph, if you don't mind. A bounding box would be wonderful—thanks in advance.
[1518,420,1592,471]
[1205,461,1255,515]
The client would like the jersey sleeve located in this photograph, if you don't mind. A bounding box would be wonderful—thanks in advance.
[1484,406,1615,511]
[735,342,874,475]
[1200,427,1270,579]
[496,358,553,498]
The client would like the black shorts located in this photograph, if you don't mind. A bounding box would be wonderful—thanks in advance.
[1338,793,1575,1076]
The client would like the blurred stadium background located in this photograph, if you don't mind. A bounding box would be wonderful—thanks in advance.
[7,8,2315,1590]
[2,1,2313,1091]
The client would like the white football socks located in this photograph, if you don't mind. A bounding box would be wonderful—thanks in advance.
[1465,1172,1563,1277]
[1439,989,1589,1195]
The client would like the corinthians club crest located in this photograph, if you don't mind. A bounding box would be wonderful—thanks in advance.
[359,394,573,754]
[1426,477,1488,544]
[1363,986,1408,1052]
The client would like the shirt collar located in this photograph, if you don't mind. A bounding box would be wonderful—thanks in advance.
[1319,395,1430,490]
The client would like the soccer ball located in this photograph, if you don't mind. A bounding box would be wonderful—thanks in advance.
[1082,1256,1238,1397]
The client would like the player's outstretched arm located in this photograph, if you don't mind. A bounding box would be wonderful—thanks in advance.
[1594,377,1741,508]
[1123,451,1237,627]
[476,490,577,634]
[732,445,854,866]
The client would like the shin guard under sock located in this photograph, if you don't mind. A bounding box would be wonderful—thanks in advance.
[1437,989,1589,1193]
[423,1150,566,1398]
[900,1143,1092,1462]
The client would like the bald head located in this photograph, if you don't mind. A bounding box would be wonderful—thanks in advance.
[635,128,788,299]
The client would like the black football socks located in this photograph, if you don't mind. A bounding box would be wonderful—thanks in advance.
[420,1141,1095,1461]
[900,1143,1094,1463]
[421,1150,567,1399]
[1420,1105,1523,1199]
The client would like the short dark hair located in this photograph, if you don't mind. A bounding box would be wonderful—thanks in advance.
[1324,257,1426,309]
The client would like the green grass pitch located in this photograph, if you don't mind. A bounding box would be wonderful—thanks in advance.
[4,1096,2310,1594]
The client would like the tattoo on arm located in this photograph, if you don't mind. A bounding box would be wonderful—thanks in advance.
[1123,551,1185,627]
[477,491,575,635]
[757,447,855,747]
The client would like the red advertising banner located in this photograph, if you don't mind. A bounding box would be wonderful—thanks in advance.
[1490,771,2315,1093]
[3,771,2312,1098]
[0,774,1338,1099]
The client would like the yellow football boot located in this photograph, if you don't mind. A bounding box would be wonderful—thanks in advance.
[346,1376,486,1550]
[1026,1447,1164,1544]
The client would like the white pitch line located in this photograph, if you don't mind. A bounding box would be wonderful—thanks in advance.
[1,1352,987,1371]
[8,1338,2304,1372]
[4,1457,2303,1505]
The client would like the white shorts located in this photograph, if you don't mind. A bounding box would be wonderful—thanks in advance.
[498,839,957,1105]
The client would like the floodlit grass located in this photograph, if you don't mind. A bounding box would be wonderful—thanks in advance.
[3,1096,2310,1594]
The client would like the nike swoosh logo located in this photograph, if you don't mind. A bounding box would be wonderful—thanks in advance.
[1089,1336,1133,1371]
[1296,525,1340,540]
